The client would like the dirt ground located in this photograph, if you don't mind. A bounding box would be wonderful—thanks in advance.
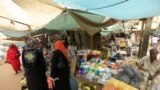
[0,60,23,90]
[0,59,77,90]
[0,59,98,90]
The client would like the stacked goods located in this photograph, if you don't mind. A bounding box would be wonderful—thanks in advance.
[76,56,120,83]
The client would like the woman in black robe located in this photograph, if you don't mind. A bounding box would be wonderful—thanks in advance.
[22,38,49,90]
[51,40,71,90]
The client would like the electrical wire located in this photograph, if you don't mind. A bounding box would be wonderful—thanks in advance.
[86,0,129,11]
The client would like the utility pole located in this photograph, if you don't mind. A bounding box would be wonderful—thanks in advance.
[138,18,153,58]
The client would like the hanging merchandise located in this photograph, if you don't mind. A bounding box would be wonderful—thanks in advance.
[115,32,127,38]
[110,34,116,41]
[61,31,67,40]
[67,33,72,44]
[80,31,86,49]
[116,38,126,48]
[67,44,76,60]
[74,31,81,49]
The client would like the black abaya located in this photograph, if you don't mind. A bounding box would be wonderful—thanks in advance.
[51,50,71,90]
[22,49,49,90]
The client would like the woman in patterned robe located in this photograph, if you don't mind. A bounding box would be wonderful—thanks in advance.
[22,38,49,90]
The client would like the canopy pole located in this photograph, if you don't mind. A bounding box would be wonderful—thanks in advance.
[0,16,32,26]
[0,16,39,29]
[138,18,153,58]
[138,19,145,58]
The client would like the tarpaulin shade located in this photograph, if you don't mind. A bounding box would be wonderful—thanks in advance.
[0,0,117,37]
[0,32,7,39]
[13,0,63,27]
[45,9,107,30]
[0,28,63,38]
[0,0,63,31]
[30,28,64,35]
[0,0,36,31]
[54,0,160,20]
[0,0,118,37]
[45,9,116,36]
[69,10,116,35]
[100,23,125,36]
[0,28,30,37]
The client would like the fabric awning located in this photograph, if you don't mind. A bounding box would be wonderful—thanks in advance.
[0,28,63,38]
[54,0,160,20]
[45,9,116,36]
[100,23,126,36]
[0,0,63,31]
[0,28,30,37]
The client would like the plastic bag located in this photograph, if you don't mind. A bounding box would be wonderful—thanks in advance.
[20,77,27,87]
[70,76,78,90]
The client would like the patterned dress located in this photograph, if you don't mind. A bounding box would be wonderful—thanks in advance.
[22,47,48,90]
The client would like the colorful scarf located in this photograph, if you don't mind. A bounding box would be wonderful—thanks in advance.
[54,40,68,60]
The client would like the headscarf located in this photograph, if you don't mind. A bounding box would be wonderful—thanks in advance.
[54,40,68,60]
[9,43,19,53]
[25,38,39,49]
[6,43,20,63]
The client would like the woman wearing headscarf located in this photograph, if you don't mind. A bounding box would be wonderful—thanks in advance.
[6,44,21,74]
[51,40,71,90]
[22,38,49,90]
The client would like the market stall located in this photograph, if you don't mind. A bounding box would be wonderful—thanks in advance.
[74,49,141,90]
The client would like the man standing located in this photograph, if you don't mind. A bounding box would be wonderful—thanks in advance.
[136,48,160,90]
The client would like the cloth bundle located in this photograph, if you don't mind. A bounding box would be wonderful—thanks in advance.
[116,64,142,88]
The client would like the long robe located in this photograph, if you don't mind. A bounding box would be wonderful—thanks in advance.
[6,46,21,73]
[137,56,160,90]
[51,50,71,90]
[22,48,49,90]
